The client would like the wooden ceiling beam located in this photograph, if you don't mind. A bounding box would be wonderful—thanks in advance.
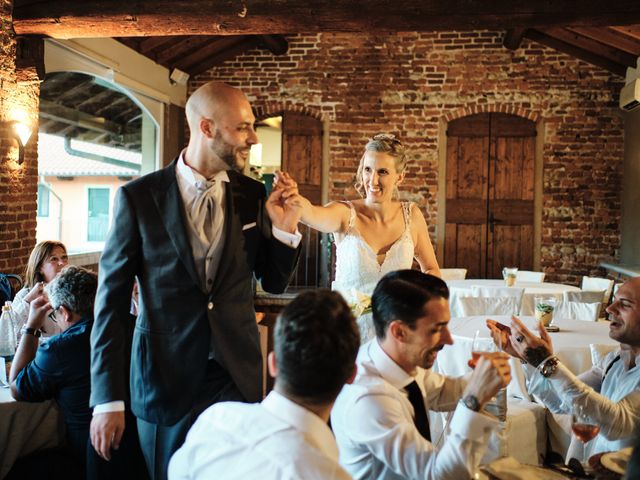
[525,30,627,76]
[610,25,640,42]
[503,28,526,50]
[137,36,182,55]
[13,0,640,38]
[154,36,219,65]
[539,27,638,68]
[568,27,640,56]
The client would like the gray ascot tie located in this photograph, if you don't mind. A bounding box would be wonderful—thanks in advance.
[192,179,218,245]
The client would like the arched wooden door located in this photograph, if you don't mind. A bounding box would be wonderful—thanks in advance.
[444,113,536,279]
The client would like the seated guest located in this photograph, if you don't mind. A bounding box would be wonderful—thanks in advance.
[11,240,68,337]
[488,276,640,462]
[8,266,146,479]
[168,289,359,479]
[331,270,511,480]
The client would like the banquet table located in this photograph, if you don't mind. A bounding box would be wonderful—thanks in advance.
[445,279,581,317]
[0,388,65,479]
[434,315,618,401]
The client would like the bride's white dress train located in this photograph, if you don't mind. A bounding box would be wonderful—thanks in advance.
[332,201,416,342]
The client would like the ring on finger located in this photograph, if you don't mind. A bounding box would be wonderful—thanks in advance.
[515,335,524,343]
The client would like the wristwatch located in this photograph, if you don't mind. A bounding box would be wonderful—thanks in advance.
[538,356,559,378]
[461,394,480,412]
[21,327,42,338]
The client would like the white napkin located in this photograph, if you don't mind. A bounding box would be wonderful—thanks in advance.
[482,457,568,480]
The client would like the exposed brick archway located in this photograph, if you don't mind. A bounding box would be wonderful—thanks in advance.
[444,104,541,124]
[253,102,325,122]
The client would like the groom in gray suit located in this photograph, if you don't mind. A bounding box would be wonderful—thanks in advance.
[89,82,301,479]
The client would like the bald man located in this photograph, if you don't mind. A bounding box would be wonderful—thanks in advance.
[489,276,640,462]
[89,82,302,479]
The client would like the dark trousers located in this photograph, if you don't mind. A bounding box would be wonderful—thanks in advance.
[137,360,244,480]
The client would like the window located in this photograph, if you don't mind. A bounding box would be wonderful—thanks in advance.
[87,188,110,242]
[37,184,50,217]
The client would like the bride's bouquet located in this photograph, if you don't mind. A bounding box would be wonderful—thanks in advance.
[350,289,372,318]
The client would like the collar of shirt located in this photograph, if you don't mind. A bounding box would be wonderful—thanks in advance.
[262,390,339,462]
[618,345,640,370]
[176,150,229,198]
[368,338,415,390]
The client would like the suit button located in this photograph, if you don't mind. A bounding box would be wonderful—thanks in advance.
[208,302,214,310]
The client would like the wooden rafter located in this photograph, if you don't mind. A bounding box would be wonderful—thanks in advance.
[172,36,256,73]
[567,27,640,56]
[13,0,640,38]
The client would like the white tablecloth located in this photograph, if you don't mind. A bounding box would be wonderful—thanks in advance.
[446,280,581,316]
[434,315,618,401]
[0,388,65,479]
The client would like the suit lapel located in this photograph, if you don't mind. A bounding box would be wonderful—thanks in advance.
[211,173,246,293]
[151,161,202,290]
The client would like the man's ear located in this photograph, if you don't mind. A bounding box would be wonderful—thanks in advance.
[200,117,214,138]
[267,351,278,378]
[58,305,72,324]
[388,320,407,342]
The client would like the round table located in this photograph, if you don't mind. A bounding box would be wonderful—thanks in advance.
[434,315,618,400]
[445,280,581,316]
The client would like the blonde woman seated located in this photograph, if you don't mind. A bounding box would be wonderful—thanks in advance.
[12,241,68,337]
[281,134,440,341]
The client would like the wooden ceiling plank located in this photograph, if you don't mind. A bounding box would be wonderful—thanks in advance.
[188,38,260,76]
[525,30,627,76]
[540,27,638,68]
[172,36,251,73]
[12,1,640,37]
[503,28,526,50]
[568,26,640,56]
[154,36,219,65]
[611,25,640,42]
[137,36,183,55]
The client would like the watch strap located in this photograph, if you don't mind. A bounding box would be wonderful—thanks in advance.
[538,356,559,378]
[461,394,480,412]
[21,327,42,338]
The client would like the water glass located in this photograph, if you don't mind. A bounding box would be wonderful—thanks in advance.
[502,267,518,287]
[534,296,556,327]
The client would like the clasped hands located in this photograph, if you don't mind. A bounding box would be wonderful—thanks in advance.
[487,315,554,367]
[265,170,303,233]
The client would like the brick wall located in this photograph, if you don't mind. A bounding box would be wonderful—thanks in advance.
[193,31,625,284]
[0,0,40,276]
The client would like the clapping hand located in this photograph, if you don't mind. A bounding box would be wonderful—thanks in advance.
[490,315,554,367]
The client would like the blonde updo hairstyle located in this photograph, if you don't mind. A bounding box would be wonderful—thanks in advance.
[354,134,408,198]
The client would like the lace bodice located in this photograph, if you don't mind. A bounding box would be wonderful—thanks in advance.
[332,201,415,305]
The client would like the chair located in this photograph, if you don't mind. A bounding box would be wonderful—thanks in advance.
[581,276,614,305]
[515,270,545,283]
[471,286,525,313]
[458,297,520,316]
[440,268,467,281]
[563,290,605,304]
[554,301,601,322]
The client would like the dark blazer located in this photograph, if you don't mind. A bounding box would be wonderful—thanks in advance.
[90,160,299,425]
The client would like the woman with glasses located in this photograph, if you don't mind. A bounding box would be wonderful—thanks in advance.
[280,134,440,341]
[12,240,68,337]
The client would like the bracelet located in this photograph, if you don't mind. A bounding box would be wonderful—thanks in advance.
[538,356,559,378]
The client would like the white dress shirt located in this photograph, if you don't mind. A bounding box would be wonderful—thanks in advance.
[525,347,640,461]
[168,391,352,480]
[331,339,499,480]
[93,155,301,415]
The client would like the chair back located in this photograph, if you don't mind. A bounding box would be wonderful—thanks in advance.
[471,286,525,313]
[581,276,614,305]
[515,270,545,283]
[563,290,605,304]
[440,268,468,281]
[458,297,520,316]
[555,301,601,322]
[448,287,473,317]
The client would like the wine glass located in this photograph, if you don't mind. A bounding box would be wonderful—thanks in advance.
[571,404,600,444]
[468,330,497,369]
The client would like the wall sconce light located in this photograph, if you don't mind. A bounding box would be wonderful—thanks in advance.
[6,120,32,164]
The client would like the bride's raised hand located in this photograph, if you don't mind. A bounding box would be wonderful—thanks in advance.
[274,171,299,194]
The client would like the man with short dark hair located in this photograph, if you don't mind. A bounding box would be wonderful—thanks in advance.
[332,270,511,480]
[490,276,640,462]
[168,289,359,479]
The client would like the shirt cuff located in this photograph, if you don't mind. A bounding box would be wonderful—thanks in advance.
[449,402,500,440]
[272,225,302,248]
[93,401,125,415]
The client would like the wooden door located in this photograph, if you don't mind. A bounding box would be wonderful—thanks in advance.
[444,113,536,279]
[281,112,323,287]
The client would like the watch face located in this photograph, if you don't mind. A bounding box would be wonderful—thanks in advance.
[463,395,480,412]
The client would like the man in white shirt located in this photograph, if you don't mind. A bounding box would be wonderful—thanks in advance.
[491,277,640,461]
[168,289,359,479]
[332,269,512,480]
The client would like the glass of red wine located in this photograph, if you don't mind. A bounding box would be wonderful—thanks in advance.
[571,403,600,460]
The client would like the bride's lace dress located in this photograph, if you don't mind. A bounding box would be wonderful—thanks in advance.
[332,201,415,342]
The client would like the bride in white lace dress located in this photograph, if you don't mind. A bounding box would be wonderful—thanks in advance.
[280,134,440,341]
